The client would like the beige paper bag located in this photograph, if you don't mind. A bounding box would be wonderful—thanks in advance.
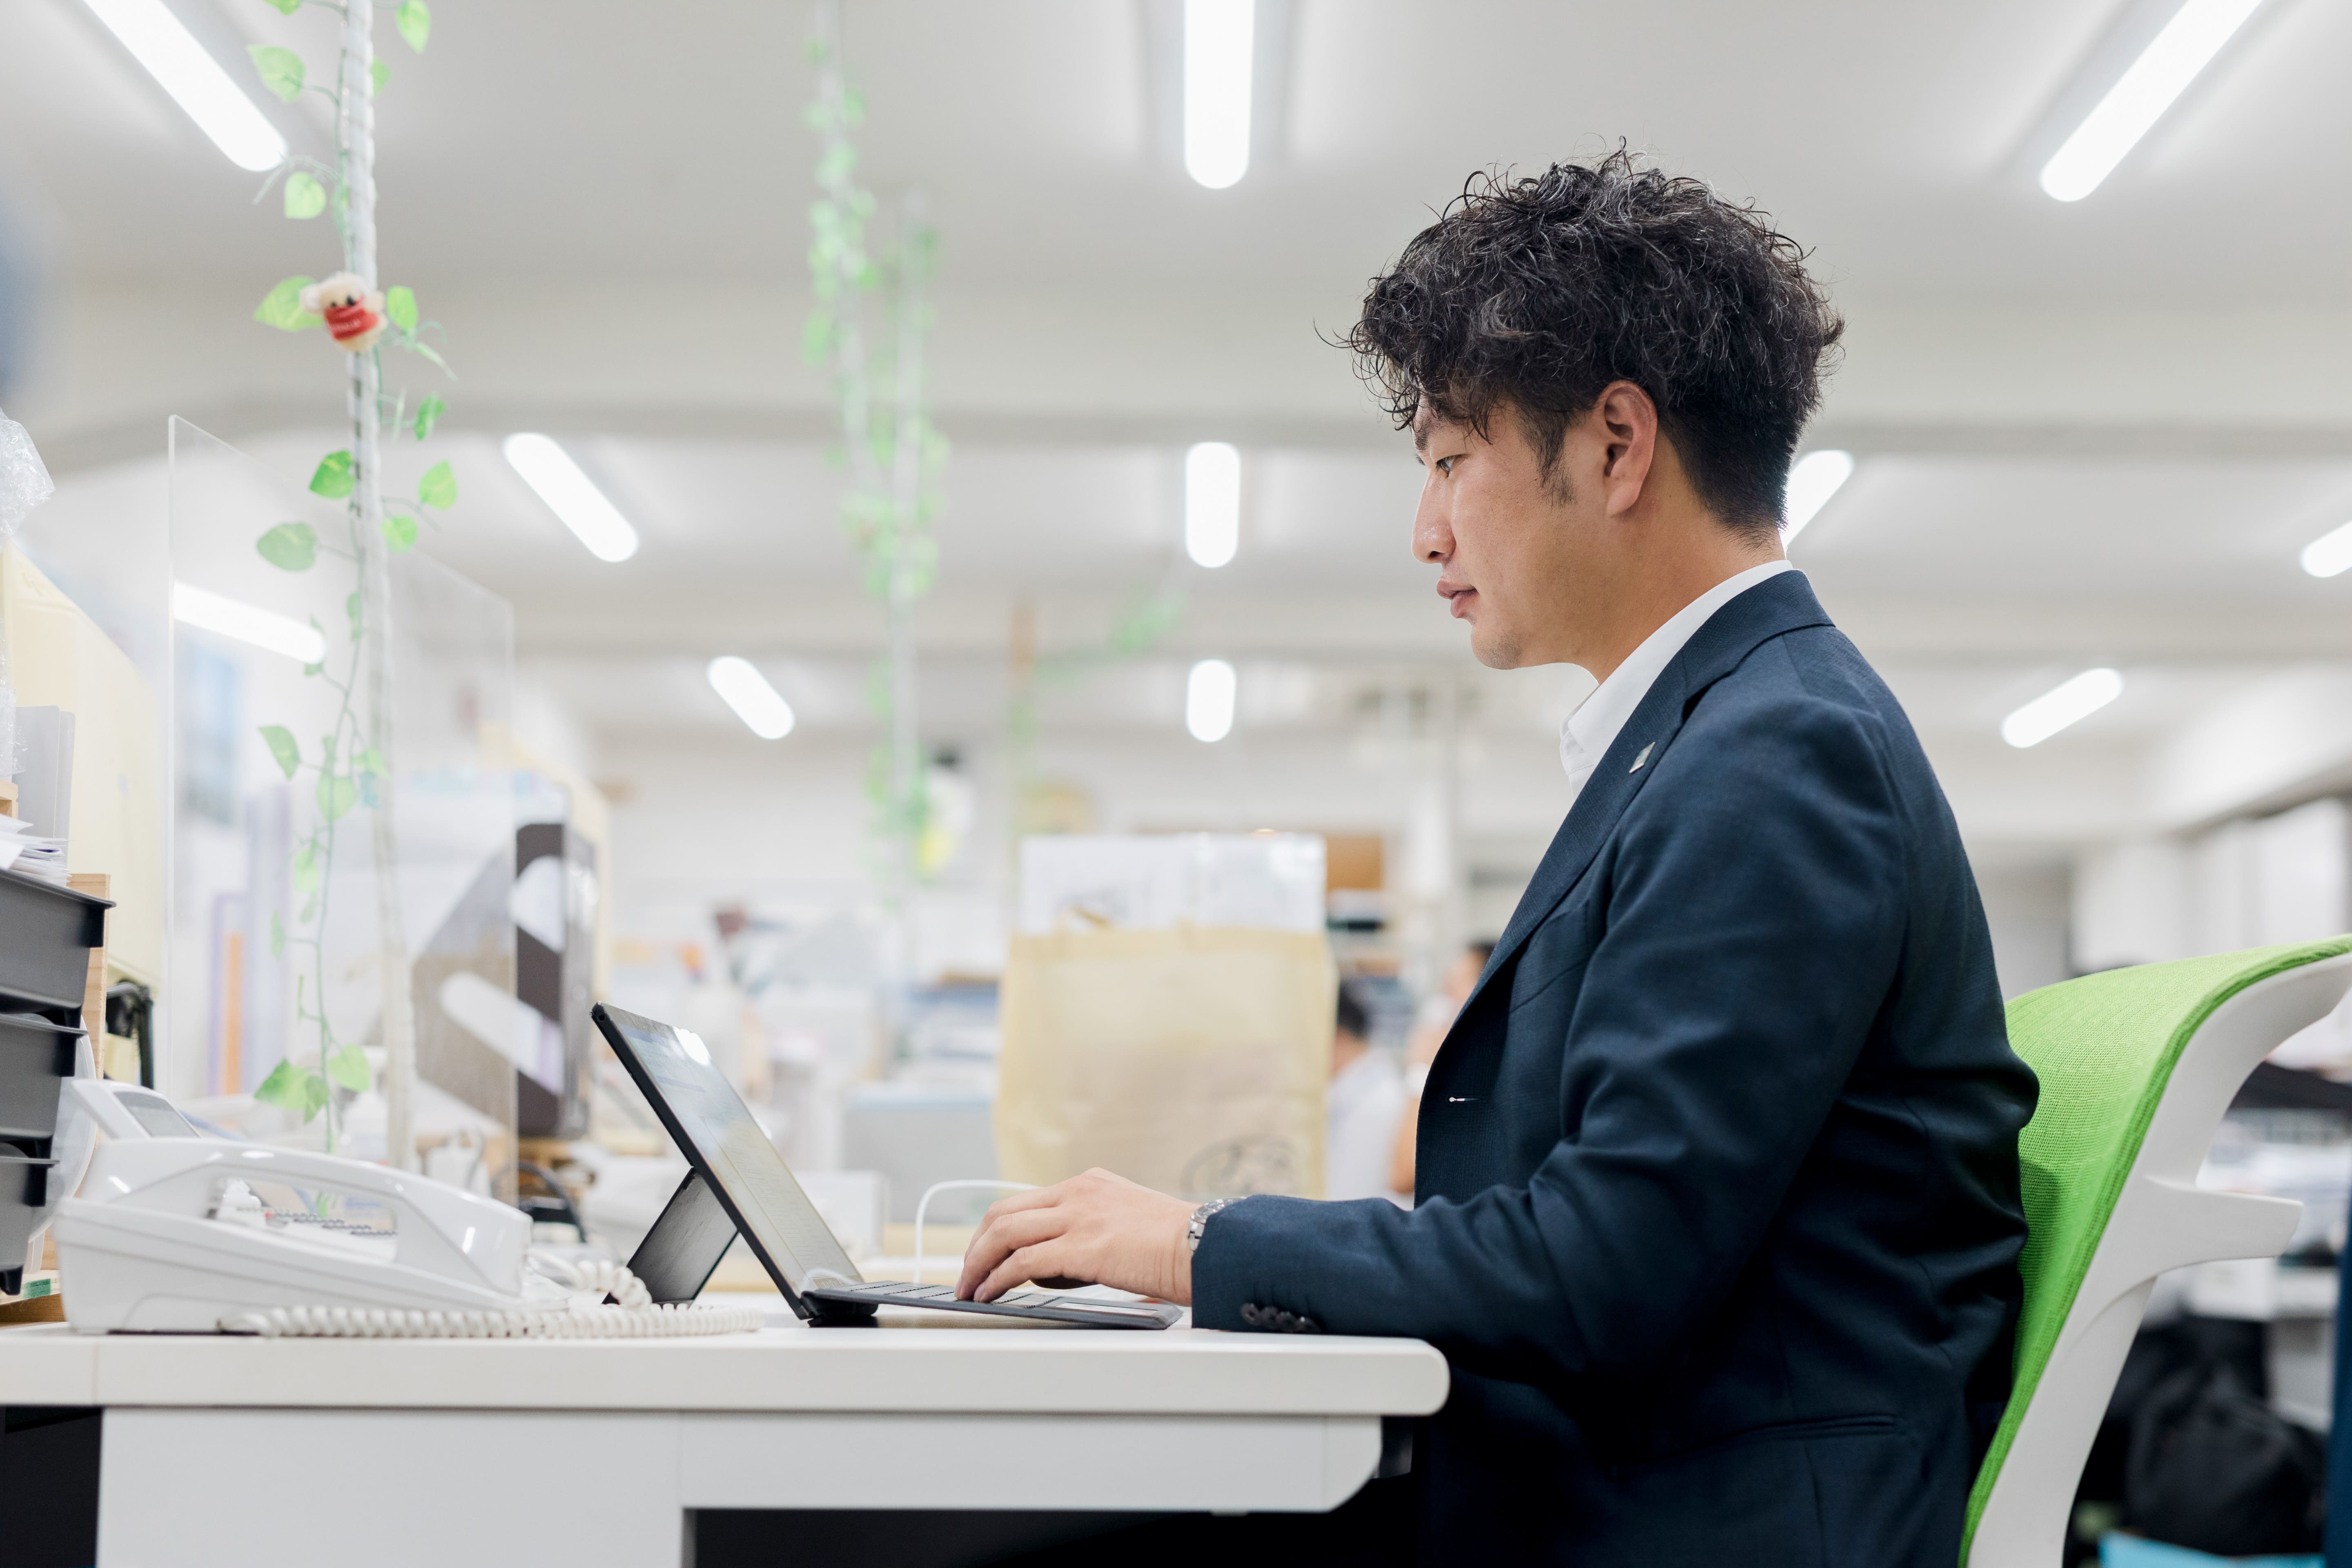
[996,926,1334,1200]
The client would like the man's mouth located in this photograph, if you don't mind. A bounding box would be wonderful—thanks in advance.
[1443,586,1477,620]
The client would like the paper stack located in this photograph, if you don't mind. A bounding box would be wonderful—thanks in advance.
[0,817,68,886]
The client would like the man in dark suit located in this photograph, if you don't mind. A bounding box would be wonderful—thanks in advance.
[959,151,2038,1567]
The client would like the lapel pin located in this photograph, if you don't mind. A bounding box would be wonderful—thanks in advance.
[1629,742,1654,773]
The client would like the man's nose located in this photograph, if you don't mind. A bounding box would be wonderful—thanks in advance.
[1413,482,1452,564]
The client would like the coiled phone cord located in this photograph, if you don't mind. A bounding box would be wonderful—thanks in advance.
[217,1253,765,1339]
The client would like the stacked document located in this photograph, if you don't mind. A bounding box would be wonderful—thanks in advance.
[0,817,68,886]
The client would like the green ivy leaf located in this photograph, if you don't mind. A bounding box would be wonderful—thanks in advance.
[259,724,301,779]
[320,733,337,768]
[413,394,445,441]
[382,512,417,552]
[407,339,451,375]
[292,842,321,896]
[255,521,318,571]
[318,773,357,823]
[417,461,456,510]
[260,0,301,13]
[303,659,324,678]
[310,450,355,499]
[371,58,388,96]
[355,748,386,778]
[248,45,305,102]
[283,170,326,220]
[325,1044,371,1092]
[385,285,416,333]
[254,1058,305,1110]
[395,0,430,52]
[255,275,318,331]
[269,911,285,959]
[255,1061,332,1122]
[345,592,363,643]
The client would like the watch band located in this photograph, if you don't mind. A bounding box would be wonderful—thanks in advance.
[1187,1197,1235,1253]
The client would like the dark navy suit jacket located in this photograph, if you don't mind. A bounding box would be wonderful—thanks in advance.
[1192,572,2037,1566]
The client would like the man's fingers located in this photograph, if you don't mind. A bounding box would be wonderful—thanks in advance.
[956,1225,1019,1298]
[976,1182,1065,1227]
[976,1243,1063,1303]
[956,1220,1018,1298]
[956,1208,1068,1299]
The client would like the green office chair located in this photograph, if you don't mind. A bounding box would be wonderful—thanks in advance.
[1962,938,2352,1566]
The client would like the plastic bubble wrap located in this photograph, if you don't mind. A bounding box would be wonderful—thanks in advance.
[0,408,53,541]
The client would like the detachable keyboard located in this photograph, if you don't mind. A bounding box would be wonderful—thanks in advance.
[804,1279,1184,1329]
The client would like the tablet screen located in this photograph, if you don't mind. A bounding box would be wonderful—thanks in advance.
[595,1005,862,1295]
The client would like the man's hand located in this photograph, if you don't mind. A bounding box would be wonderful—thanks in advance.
[956,1169,1197,1305]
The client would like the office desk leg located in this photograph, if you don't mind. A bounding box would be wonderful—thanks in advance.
[100,1408,688,1568]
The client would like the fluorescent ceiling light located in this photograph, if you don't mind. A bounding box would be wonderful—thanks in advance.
[1187,657,1236,742]
[172,582,325,664]
[2300,520,2352,578]
[503,433,640,563]
[706,656,795,740]
[2002,668,2124,748]
[1185,441,1240,568]
[2039,0,2263,201]
[1782,450,1855,542]
[1183,0,1253,189]
[81,0,287,172]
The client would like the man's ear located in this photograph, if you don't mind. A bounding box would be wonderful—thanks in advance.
[1595,381,1658,519]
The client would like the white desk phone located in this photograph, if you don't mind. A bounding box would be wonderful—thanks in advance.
[51,1080,758,1340]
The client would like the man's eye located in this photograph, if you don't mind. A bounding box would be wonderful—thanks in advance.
[1435,457,1455,474]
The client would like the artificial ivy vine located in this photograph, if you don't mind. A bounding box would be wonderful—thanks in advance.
[804,2,948,904]
[236,0,453,1159]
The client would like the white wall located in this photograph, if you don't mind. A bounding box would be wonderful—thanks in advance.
[1977,861,2074,999]
[2073,799,2352,975]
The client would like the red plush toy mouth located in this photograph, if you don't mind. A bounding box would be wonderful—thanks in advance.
[322,301,380,344]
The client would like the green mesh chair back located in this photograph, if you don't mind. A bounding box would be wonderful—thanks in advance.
[1961,938,2352,1566]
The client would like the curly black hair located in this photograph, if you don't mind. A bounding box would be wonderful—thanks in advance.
[1344,150,1843,537]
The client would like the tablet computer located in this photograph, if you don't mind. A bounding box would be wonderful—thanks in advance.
[593,1003,1180,1330]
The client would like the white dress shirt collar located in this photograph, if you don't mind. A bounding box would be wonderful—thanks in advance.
[1557,560,1796,802]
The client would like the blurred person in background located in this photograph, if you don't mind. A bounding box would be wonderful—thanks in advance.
[1327,982,1410,1205]
[1390,940,1493,1195]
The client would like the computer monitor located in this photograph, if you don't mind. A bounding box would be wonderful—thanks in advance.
[592,1003,861,1313]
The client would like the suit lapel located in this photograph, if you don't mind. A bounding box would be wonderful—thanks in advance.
[1457,571,1836,1014]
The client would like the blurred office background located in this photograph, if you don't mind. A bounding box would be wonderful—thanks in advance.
[1,1,2350,1551]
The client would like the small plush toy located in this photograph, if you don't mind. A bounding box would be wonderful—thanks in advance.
[298,272,388,353]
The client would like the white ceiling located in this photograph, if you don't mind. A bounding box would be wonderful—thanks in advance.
[6,0,2352,866]
[7,0,2350,304]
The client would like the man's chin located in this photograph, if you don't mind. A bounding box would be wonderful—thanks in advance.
[1468,626,1524,670]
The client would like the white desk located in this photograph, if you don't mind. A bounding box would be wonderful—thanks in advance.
[0,1310,1449,1568]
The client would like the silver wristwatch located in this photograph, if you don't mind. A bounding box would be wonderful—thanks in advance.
[1187,1198,1235,1253]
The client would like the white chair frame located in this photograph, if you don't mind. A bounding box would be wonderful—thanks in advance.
[1967,951,2352,1566]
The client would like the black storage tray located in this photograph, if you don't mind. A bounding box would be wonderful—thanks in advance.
[0,868,107,1013]
[0,1013,81,1143]
[0,1151,59,1288]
